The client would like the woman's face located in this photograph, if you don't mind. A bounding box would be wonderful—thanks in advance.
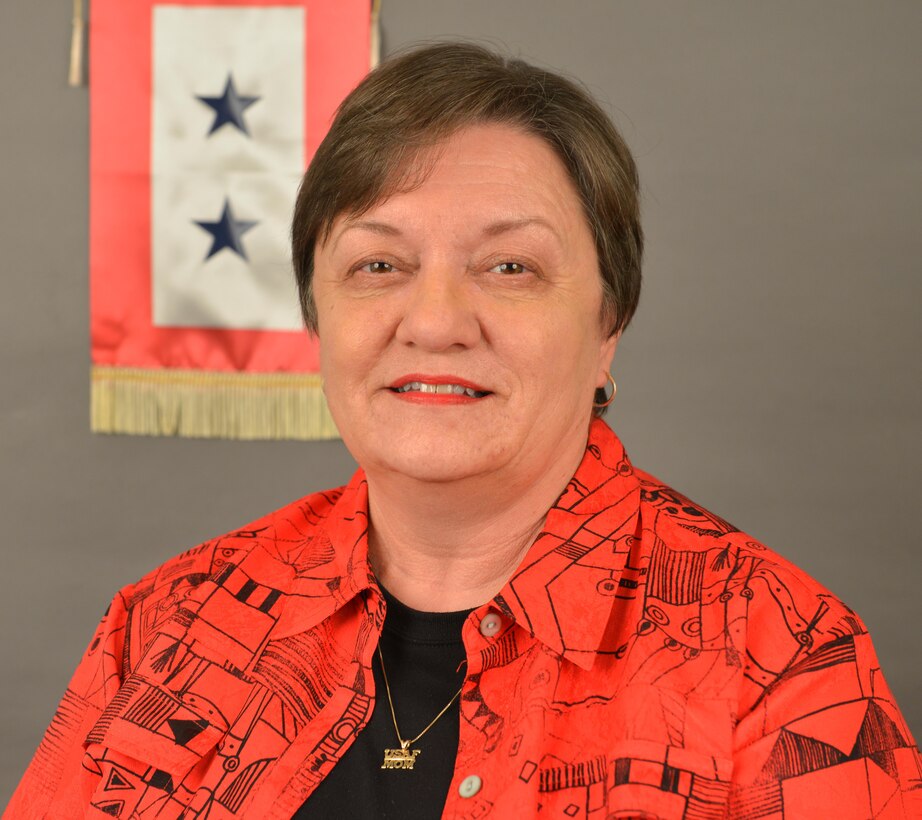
[312,124,618,488]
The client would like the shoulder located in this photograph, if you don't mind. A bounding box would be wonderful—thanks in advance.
[135,484,346,592]
[635,466,855,617]
[110,482,356,661]
[633,467,864,684]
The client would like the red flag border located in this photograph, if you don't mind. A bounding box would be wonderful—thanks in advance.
[89,0,371,375]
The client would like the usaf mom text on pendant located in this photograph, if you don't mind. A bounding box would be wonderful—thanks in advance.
[382,743,422,770]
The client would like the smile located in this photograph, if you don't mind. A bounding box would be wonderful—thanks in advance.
[392,382,489,399]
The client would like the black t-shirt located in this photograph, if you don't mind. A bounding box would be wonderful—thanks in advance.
[294,587,470,819]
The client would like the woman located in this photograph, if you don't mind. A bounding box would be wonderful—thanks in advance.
[8,43,920,819]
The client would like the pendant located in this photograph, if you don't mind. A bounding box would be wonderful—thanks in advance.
[381,741,421,770]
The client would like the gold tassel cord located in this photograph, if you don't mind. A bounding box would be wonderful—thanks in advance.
[370,0,381,69]
[68,0,85,87]
[91,366,340,441]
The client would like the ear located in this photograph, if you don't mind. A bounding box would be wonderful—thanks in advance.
[596,331,620,387]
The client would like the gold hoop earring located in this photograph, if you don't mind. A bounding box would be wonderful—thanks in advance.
[594,372,617,408]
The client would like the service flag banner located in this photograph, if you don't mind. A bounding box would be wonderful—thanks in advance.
[89,0,372,439]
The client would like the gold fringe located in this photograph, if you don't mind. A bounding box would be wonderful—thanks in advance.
[68,0,84,87]
[91,366,339,440]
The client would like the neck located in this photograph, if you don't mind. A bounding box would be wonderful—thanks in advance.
[365,433,588,612]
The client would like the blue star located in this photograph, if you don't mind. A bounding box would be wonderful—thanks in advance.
[196,74,260,136]
[194,199,258,261]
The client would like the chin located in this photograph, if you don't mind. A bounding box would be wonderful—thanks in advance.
[356,427,512,485]
[383,459,484,484]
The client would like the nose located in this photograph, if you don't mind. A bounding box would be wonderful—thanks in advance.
[394,263,481,351]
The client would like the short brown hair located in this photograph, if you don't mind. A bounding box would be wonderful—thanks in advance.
[292,41,643,339]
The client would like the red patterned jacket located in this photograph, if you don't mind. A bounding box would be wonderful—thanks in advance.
[7,420,921,818]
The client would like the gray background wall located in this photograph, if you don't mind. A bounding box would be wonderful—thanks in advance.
[1,0,919,805]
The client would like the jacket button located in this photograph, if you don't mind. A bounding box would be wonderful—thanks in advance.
[479,613,502,637]
[458,774,482,798]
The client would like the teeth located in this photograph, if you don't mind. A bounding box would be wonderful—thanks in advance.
[394,381,487,398]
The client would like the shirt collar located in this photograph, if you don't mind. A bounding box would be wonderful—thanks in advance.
[244,473,378,641]
[260,419,641,670]
[494,418,641,670]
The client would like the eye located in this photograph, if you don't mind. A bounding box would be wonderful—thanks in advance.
[490,261,529,275]
[358,260,395,274]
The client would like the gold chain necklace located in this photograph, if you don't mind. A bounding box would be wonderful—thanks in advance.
[377,644,465,771]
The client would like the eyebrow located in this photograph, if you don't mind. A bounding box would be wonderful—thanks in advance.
[329,219,400,255]
[481,217,561,242]
[331,216,561,253]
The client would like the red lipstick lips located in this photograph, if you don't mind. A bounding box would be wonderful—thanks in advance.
[389,375,491,404]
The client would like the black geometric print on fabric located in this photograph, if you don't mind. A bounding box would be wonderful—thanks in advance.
[538,755,607,791]
[851,700,908,757]
[757,729,849,782]
[647,538,707,605]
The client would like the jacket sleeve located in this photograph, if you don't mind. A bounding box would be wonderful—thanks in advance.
[4,586,133,819]
[729,615,922,817]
